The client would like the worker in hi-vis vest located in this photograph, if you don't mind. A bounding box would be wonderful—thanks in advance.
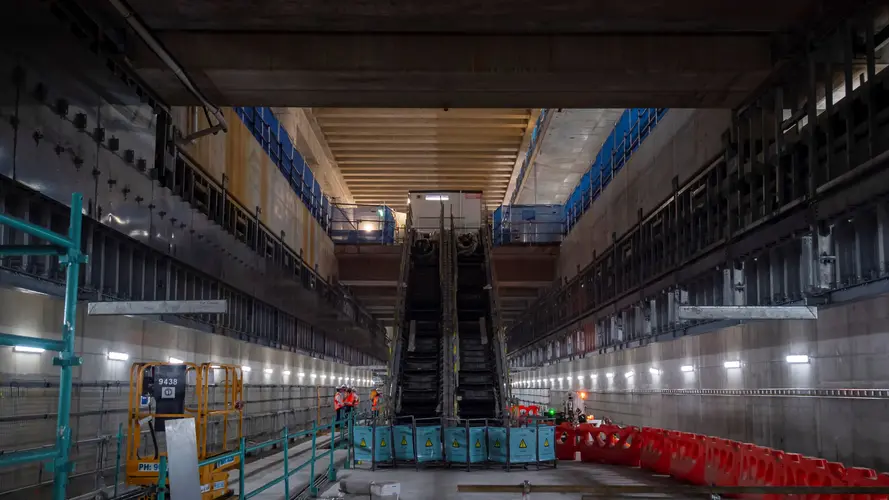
[334,385,346,423]
[371,389,380,419]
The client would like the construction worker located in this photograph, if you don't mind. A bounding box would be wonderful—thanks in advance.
[343,386,357,421]
[334,385,346,423]
[371,388,380,419]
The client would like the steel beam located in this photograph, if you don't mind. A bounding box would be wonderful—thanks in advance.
[87,299,228,316]
[678,305,818,320]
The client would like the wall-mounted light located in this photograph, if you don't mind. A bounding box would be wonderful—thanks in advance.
[210,364,221,369]
[577,375,584,381]
[282,370,292,376]
[298,372,306,377]
[605,372,614,379]
[108,351,129,361]
[680,365,694,373]
[14,346,45,354]
[590,373,598,380]
[786,354,810,364]
[624,371,635,378]
[264,368,274,374]
[649,368,661,376]
[724,360,741,369]
[169,356,184,364]
[558,377,564,383]
[241,366,252,372]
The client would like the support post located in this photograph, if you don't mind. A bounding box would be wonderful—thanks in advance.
[113,423,123,498]
[238,437,246,500]
[52,193,85,500]
[156,456,168,500]
[283,427,290,498]
[310,423,318,496]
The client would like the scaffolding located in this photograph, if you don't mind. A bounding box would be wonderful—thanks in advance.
[0,193,87,500]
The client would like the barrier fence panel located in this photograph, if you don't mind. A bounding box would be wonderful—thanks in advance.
[415,426,443,463]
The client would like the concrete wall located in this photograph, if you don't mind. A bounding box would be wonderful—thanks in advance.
[0,286,371,497]
[558,109,730,281]
[513,293,889,471]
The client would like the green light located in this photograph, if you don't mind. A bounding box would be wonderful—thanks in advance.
[377,208,384,217]
[547,408,556,416]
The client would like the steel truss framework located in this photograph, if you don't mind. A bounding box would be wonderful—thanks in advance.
[508,9,889,365]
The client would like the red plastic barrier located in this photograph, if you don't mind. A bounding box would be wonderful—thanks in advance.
[782,454,847,500]
[705,437,744,489]
[578,425,641,466]
[527,405,540,416]
[640,427,672,475]
[669,432,707,485]
[555,422,577,461]
[845,467,889,500]
[737,445,789,500]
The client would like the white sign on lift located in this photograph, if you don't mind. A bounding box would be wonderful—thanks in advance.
[87,300,228,316]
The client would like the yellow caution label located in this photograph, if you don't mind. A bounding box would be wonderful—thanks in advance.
[544,439,550,448]
[494,440,501,449]
[359,438,367,447]
[425,438,433,448]
[519,439,527,449]
[380,438,387,447]
[452,440,460,448]
[475,439,481,449]
[401,436,408,446]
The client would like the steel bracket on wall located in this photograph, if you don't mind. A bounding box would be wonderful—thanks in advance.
[678,305,819,320]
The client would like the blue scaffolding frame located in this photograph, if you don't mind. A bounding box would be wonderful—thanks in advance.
[0,193,88,500]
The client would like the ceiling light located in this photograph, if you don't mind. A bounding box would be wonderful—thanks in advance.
[786,355,810,364]
[241,366,252,372]
[605,372,614,379]
[14,345,45,354]
[680,365,694,373]
[108,351,129,361]
[282,370,291,376]
[724,361,741,369]
[264,368,274,374]
[168,356,184,364]
[210,364,221,369]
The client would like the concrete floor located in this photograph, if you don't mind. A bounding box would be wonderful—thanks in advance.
[322,461,686,499]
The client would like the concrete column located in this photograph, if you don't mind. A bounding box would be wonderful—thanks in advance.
[649,298,659,333]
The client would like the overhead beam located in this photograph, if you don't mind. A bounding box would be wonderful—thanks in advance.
[130,33,773,108]
[87,300,229,316]
[678,306,819,320]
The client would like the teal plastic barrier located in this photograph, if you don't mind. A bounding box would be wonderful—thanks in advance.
[444,427,468,463]
[487,427,507,463]
[508,427,538,463]
[392,425,415,460]
[537,425,556,461]
[414,426,443,462]
[353,426,392,462]
[353,426,373,462]
[468,428,487,463]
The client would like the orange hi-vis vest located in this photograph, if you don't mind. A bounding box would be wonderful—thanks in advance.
[344,392,357,407]
[334,392,344,410]
[372,394,380,411]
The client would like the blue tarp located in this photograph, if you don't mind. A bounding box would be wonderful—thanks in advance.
[415,426,443,462]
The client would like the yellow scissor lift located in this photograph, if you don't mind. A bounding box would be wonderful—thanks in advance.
[126,363,244,499]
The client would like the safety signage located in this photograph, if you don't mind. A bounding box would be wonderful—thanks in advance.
[509,427,538,463]
[468,427,487,463]
[414,426,442,462]
[353,426,392,462]
[537,425,556,461]
[487,427,507,463]
[443,428,467,463]
[392,425,414,460]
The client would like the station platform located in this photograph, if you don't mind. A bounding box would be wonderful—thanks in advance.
[321,461,684,499]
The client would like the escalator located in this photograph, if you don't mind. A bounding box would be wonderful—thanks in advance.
[395,235,442,419]
[454,231,502,420]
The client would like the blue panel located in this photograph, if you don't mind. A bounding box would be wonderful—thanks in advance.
[415,426,442,462]
[443,427,468,463]
[487,427,507,463]
[537,426,555,461]
[392,425,415,460]
[508,427,538,463]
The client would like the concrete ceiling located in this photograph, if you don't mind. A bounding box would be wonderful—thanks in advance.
[515,109,624,205]
[313,108,537,210]
[7,0,865,108]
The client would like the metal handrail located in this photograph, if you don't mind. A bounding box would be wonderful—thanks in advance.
[387,205,414,416]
